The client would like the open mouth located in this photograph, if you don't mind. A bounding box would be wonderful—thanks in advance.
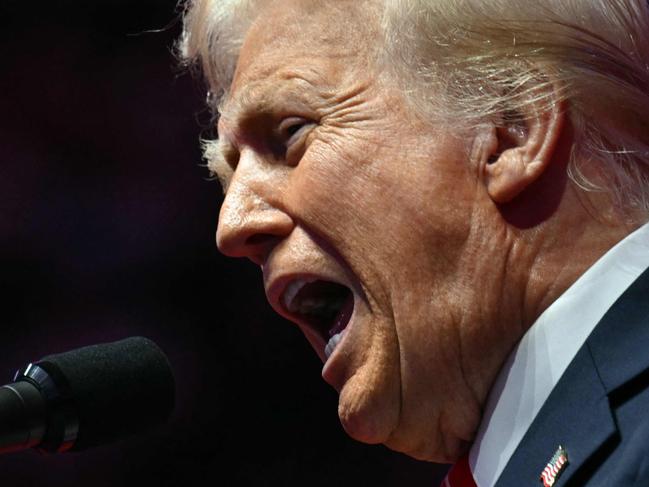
[281,279,354,359]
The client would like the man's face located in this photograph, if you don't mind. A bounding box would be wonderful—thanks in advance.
[213,0,516,462]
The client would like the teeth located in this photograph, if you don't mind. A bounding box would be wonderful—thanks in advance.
[282,278,314,312]
[325,330,345,359]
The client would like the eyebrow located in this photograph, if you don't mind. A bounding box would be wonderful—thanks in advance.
[202,137,235,192]
[218,72,324,132]
[219,92,278,140]
[209,73,326,181]
[202,137,226,174]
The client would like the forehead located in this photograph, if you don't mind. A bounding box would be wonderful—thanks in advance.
[220,0,382,123]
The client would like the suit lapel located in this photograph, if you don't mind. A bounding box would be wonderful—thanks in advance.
[586,265,649,396]
[495,267,649,486]
[494,344,616,486]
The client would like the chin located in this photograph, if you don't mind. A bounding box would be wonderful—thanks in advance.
[345,392,475,465]
[338,403,390,445]
[335,368,400,446]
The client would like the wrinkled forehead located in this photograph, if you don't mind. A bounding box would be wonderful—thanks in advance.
[226,0,383,103]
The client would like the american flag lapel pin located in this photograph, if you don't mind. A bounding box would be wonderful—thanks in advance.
[540,445,569,487]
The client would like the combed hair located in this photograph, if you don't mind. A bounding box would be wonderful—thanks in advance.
[179,0,649,217]
[382,0,649,217]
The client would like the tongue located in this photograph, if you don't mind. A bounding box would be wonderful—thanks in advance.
[328,294,354,338]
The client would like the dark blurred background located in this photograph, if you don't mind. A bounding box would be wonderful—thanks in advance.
[0,1,445,485]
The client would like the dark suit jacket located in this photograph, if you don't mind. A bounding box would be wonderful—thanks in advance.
[496,266,649,486]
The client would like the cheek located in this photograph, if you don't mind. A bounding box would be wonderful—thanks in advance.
[286,144,388,243]
[285,132,479,310]
[290,148,472,261]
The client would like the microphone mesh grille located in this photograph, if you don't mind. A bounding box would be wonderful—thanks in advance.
[37,337,175,450]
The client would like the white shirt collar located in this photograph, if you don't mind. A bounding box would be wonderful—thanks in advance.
[468,222,649,487]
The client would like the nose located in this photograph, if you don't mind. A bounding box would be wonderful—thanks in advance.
[216,157,294,265]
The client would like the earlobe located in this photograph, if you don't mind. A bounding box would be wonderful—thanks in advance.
[483,98,566,204]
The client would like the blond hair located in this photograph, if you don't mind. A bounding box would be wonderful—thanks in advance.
[179,0,270,109]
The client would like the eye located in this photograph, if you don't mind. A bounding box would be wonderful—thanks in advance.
[278,117,311,147]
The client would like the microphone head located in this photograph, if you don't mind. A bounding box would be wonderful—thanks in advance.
[35,337,175,451]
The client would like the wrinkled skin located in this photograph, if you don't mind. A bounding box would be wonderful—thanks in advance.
[211,0,632,463]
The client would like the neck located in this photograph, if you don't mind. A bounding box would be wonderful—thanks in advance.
[514,183,639,335]
[463,178,639,416]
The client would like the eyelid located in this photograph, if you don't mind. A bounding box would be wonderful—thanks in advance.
[278,116,311,146]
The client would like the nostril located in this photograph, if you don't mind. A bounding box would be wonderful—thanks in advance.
[242,233,282,265]
[245,233,280,247]
[216,198,294,261]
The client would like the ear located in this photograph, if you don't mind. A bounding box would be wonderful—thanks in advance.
[480,93,566,204]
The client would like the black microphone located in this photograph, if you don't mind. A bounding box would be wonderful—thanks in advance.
[0,336,175,454]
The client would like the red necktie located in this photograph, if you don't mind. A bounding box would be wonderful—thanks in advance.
[441,455,478,487]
